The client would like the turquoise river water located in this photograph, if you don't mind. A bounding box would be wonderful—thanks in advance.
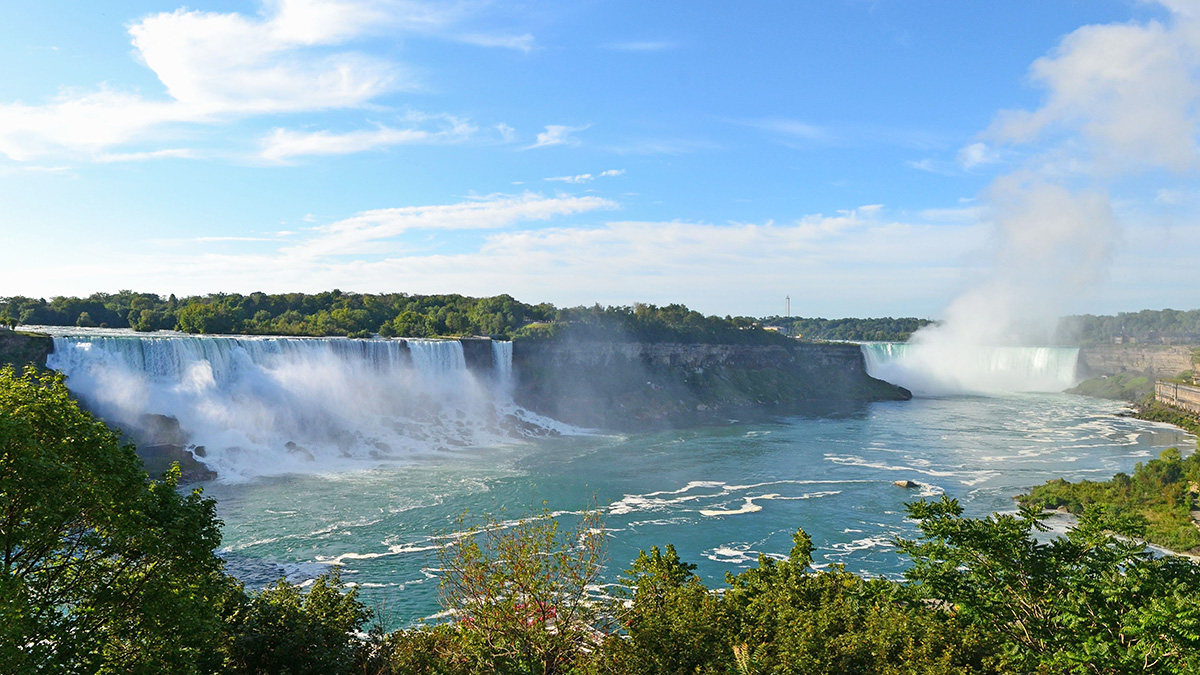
[202,393,1191,625]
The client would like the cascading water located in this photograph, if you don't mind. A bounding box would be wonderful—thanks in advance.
[45,332,542,481]
[491,340,513,390]
[860,342,1080,396]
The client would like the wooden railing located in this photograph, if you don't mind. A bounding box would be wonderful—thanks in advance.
[1156,380,1200,416]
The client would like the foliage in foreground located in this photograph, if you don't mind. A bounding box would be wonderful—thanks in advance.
[8,364,1200,674]
[433,508,608,675]
[1019,446,1200,552]
[0,366,235,675]
[901,497,1200,673]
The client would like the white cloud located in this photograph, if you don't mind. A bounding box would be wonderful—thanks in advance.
[94,148,195,163]
[545,173,594,183]
[284,192,616,257]
[0,89,196,161]
[456,32,535,52]
[259,115,477,162]
[0,1,528,161]
[129,6,402,115]
[906,158,955,175]
[1,195,997,316]
[988,3,1200,171]
[544,169,622,183]
[529,124,589,149]
[956,142,1001,170]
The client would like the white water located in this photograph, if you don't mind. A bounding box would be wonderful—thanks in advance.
[861,342,1080,396]
[491,340,513,390]
[45,332,540,481]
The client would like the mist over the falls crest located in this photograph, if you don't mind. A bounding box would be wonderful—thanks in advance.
[47,336,558,482]
[869,0,1200,395]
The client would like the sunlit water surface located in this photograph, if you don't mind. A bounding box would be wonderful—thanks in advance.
[202,393,1192,627]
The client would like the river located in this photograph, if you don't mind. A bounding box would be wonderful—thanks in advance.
[35,328,1194,626]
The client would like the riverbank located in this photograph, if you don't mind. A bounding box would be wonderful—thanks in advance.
[1017,395,1200,553]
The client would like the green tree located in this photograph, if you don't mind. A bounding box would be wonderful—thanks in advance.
[435,508,607,675]
[176,303,236,334]
[0,366,235,675]
[224,569,372,675]
[604,544,731,674]
[898,496,1200,673]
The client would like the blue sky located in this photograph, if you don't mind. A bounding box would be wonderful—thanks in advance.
[1,0,1197,318]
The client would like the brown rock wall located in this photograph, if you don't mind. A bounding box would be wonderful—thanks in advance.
[1078,345,1195,379]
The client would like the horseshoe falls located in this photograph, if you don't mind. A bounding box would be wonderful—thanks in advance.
[46,334,549,481]
[860,342,1080,396]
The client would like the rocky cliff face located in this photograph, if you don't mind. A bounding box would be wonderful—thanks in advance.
[0,331,53,369]
[511,340,910,430]
[1077,345,1195,380]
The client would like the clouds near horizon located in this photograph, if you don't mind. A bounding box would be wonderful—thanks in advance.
[1,1,1197,318]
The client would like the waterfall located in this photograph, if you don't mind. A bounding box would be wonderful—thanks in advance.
[46,334,542,481]
[491,340,513,388]
[404,339,466,377]
[860,342,1080,396]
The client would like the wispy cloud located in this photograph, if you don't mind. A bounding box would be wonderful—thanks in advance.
[528,124,589,149]
[457,32,535,52]
[546,173,595,183]
[544,168,625,183]
[284,192,616,257]
[602,138,719,155]
[259,115,477,162]
[191,236,284,243]
[906,158,954,175]
[94,148,195,163]
[7,201,990,316]
[748,118,830,142]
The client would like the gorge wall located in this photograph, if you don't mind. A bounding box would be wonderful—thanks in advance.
[511,340,910,430]
[0,330,52,368]
[11,331,909,479]
[1077,344,1195,380]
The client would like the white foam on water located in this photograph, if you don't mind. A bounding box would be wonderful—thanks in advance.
[700,496,770,516]
[703,543,786,566]
[824,453,999,486]
[825,535,896,556]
